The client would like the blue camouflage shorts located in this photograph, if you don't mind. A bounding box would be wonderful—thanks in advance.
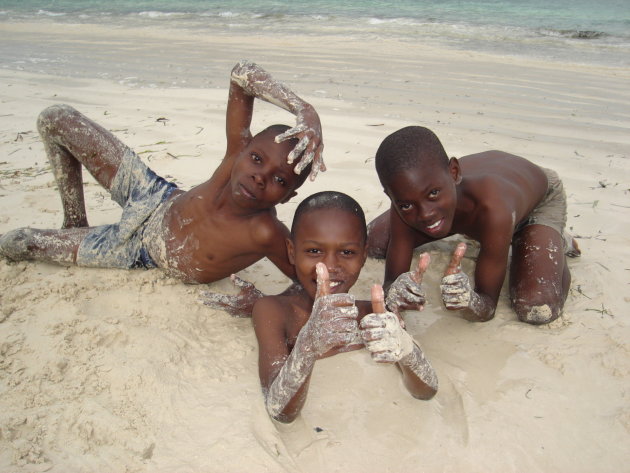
[76,148,178,269]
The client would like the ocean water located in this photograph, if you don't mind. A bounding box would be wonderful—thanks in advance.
[0,0,629,68]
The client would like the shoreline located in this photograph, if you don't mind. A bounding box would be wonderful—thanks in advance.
[1,21,629,473]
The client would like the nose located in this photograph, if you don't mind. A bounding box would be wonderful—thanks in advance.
[323,253,340,273]
[252,172,265,188]
[418,201,435,222]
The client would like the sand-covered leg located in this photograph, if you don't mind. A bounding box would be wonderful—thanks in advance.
[37,104,128,228]
[509,224,570,325]
[0,227,89,265]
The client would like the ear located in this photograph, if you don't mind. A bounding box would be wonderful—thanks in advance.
[448,157,462,184]
[281,191,298,204]
[360,242,369,267]
[286,238,296,265]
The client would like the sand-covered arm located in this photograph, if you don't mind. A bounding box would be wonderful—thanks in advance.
[229,60,324,179]
[440,242,496,322]
[360,284,437,399]
[257,263,358,423]
[200,275,304,318]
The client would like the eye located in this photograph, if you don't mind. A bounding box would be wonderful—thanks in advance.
[341,249,356,257]
[305,248,322,255]
[274,175,287,186]
[398,203,412,212]
[429,189,440,199]
[251,153,262,163]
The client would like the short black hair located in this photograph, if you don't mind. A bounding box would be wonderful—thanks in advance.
[256,124,313,190]
[291,191,367,242]
[374,126,449,186]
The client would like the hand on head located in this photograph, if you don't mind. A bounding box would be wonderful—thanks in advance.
[275,107,325,181]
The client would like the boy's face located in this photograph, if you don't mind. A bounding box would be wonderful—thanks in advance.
[384,159,460,239]
[287,208,367,301]
[231,133,300,209]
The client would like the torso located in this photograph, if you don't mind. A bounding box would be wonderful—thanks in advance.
[146,164,281,284]
[449,151,548,243]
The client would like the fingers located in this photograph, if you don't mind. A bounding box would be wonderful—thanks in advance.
[444,242,467,276]
[411,252,431,284]
[274,124,306,145]
[200,291,232,307]
[230,273,248,288]
[294,150,314,174]
[315,262,330,299]
[371,284,386,314]
[287,136,309,164]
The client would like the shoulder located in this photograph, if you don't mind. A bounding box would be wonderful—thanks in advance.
[253,295,290,332]
[250,210,289,247]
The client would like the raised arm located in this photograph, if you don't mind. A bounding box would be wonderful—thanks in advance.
[360,284,437,399]
[226,60,324,179]
[440,221,511,321]
[383,207,431,315]
[255,263,358,423]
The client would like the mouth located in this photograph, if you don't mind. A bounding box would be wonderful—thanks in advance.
[330,280,342,290]
[312,278,345,294]
[424,218,444,235]
[238,183,257,200]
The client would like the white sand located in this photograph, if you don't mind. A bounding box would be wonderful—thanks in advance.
[1,23,629,473]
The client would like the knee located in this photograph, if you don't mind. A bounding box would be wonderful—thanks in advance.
[37,104,77,136]
[0,228,35,261]
[511,297,561,325]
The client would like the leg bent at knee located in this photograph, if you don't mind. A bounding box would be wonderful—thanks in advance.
[37,104,79,137]
[511,293,563,325]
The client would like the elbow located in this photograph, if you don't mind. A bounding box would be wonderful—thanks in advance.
[272,411,298,424]
[411,385,437,401]
[231,59,256,79]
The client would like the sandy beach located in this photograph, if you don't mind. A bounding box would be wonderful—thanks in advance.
[1,19,629,473]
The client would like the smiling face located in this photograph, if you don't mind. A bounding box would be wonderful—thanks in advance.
[287,208,368,301]
[230,129,302,210]
[384,158,461,239]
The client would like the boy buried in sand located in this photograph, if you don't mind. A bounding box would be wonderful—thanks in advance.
[367,126,580,326]
[254,191,437,423]
[0,61,323,285]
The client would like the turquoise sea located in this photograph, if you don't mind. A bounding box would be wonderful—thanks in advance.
[0,0,629,69]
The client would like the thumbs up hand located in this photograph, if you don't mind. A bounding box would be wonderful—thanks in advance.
[385,252,430,315]
[360,284,415,364]
[440,242,472,310]
[303,262,359,356]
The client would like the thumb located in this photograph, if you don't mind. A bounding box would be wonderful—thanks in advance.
[411,252,431,284]
[445,242,467,276]
[315,262,331,298]
[230,274,247,288]
[371,284,386,313]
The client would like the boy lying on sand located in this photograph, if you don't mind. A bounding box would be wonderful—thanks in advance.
[254,191,437,423]
[0,61,323,285]
[368,126,580,325]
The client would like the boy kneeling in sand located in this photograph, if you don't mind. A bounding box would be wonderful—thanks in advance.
[254,191,437,423]
[0,61,323,285]
[368,126,580,326]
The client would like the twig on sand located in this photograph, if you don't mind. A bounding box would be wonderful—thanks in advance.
[586,304,614,318]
